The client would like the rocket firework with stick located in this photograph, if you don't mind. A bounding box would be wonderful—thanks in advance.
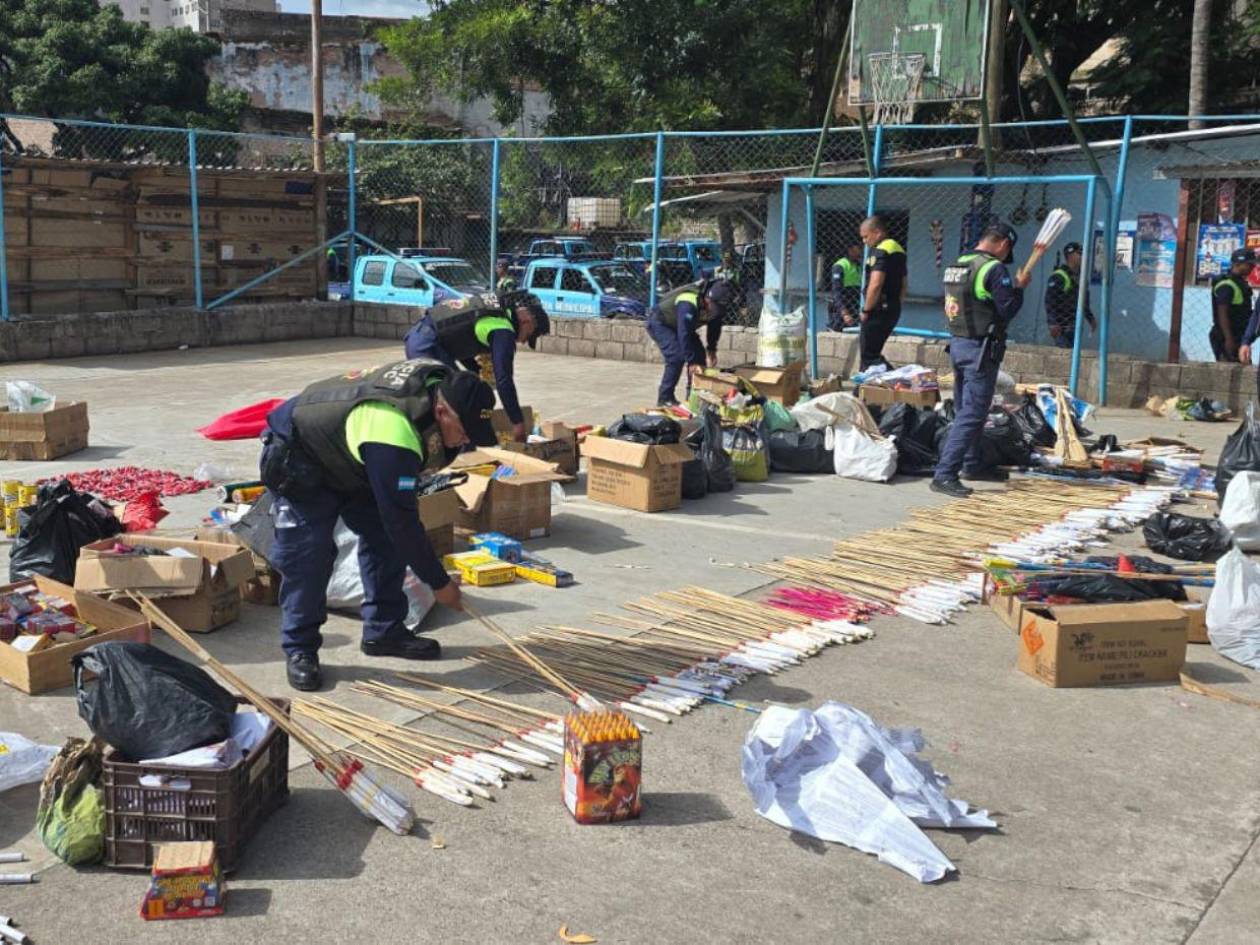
[1018,208,1072,283]
[130,593,415,836]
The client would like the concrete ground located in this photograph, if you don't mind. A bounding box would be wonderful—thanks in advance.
[1,339,1258,945]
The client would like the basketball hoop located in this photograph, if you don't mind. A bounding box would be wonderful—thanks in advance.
[869,52,926,125]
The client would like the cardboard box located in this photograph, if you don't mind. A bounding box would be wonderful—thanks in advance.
[809,375,843,397]
[581,436,695,513]
[988,587,1025,631]
[1016,599,1188,688]
[194,525,280,607]
[76,536,255,634]
[141,841,225,921]
[0,402,89,460]
[500,436,579,480]
[0,576,150,694]
[692,369,744,399]
[447,448,567,540]
[734,362,804,407]
[426,523,455,559]
[490,406,535,442]
[857,385,940,408]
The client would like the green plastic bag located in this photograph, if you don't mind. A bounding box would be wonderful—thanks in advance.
[721,425,770,482]
[37,737,105,866]
[762,400,796,434]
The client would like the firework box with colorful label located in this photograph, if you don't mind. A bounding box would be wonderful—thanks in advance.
[563,710,642,824]
[441,551,517,587]
[469,532,524,563]
[140,841,225,920]
[448,448,567,540]
[0,576,150,695]
[514,554,574,588]
[0,402,89,461]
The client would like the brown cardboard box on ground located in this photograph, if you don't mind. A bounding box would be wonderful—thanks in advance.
[491,406,535,443]
[447,447,567,540]
[417,487,461,557]
[0,576,151,694]
[1181,587,1210,644]
[75,536,256,633]
[500,424,580,480]
[857,386,940,408]
[692,369,744,400]
[1016,599,1188,688]
[581,436,695,512]
[0,402,89,460]
[194,525,281,606]
[733,362,804,407]
[809,375,843,397]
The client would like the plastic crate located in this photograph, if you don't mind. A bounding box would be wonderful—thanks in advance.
[102,699,290,873]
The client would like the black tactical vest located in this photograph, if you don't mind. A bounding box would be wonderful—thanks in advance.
[654,282,711,328]
[290,358,448,493]
[1212,275,1254,334]
[942,252,1001,339]
[429,292,512,362]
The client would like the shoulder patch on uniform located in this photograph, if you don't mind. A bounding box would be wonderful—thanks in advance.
[397,476,417,491]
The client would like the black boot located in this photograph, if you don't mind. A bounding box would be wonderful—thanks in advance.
[930,477,974,499]
[962,468,1010,483]
[361,625,442,660]
[286,651,322,691]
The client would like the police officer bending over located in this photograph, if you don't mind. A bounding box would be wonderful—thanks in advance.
[260,359,498,691]
[645,280,735,406]
[1211,249,1255,362]
[403,291,550,443]
[932,222,1030,499]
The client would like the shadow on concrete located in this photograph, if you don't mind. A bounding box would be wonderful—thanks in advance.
[52,445,133,463]
[235,785,385,880]
[789,831,830,855]
[1183,661,1254,685]
[224,887,274,918]
[0,783,39,850]
[635,792,733,828]
[537,512,642,555]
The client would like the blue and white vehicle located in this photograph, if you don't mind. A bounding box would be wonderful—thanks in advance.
[523,258,648,319]
[659,239,721,280]
[345,254,490,306]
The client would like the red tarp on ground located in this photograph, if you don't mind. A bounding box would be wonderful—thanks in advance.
[196,398,285,441]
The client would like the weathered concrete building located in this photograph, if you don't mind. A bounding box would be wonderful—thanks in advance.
[101,0,279,32]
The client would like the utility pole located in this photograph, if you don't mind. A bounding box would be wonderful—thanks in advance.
[311,0,325,171]
[983,0,1007,150]
[1188,0,1212,129]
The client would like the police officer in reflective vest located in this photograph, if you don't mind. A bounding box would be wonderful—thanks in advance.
[495,259,518,294]
[932,222,1030,498]
[829,243,863,331]
[260,360,498,691]
[1044,242,1096,348]
[645,280,735,406]
[403,291,550,443]
[858,216,907,369]
[1211,248,1255,362]
[1238,288,1260,400]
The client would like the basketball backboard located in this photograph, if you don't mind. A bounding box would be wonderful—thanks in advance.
[848,0,991,107]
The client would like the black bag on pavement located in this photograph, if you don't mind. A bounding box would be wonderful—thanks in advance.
[1142,512,1234,562]
[978,410,1033,469]
[1216,405,1260,502]
[73,642,239,762]
[9,480,121,583]
[680,449,709,500]
[1033,573,1188,603]
[608,414,681,445]
[768,430,833,473]
[698,407,736,492]
[1012,394,1056,449]
[877,403,945,476]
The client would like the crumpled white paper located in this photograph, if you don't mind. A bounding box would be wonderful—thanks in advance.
[741,702,995,882]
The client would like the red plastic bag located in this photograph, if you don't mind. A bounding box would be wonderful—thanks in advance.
[197,398,285,441]
[120,491,168,532]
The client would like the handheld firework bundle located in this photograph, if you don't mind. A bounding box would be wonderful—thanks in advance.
[1017,208,1073,283]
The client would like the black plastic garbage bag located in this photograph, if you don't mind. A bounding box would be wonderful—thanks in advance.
[1217,406,1260,502]
[1012,395,1056,449]
[877,403,945,476]
[768,430,833,473]
[10,480,121,583]
[73,642,238,762]
[1030,573,1188,603]
[1084,554,1173,574]
[608,414,681,445]
[978,410,1033,469]
[1142,511,1234,562]
[230,488,276,563]
[680,449,708,500]
[698,407,736,492]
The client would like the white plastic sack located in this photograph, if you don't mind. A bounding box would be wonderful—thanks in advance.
[830,425,898,482]
[5,380,56,413]
[1219,471,1260,551]
[0,731,59,793]
[326,520,437,627]
[756,302,806,367]
[791,392,879,436]
[1207,547,1260,670]
[742,702,995,883]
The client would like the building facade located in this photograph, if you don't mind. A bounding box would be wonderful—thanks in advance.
[100,0,280,32]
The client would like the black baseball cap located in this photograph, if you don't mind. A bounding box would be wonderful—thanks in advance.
[1063,241,1083,256]
[1231,248,1255,265]
[440,371,497,447]
[501,290,551,349]
[983,221,1019,247]
[705,279,736,312]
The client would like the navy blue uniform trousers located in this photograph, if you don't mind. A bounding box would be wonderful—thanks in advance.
[934,336,1003,481]
[646,317,704,403]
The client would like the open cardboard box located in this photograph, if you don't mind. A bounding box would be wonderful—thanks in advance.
[733,362,804,407]
[857,385,940,408]
[76,535,255,634]
[498,420,580,479]
[0,576,150,694]
[447,447,567,540]
[0,401,89,461]
[417,487,461,557]
[581,436,695,512]
[194,525,282,606]
[1016,598,1187,688]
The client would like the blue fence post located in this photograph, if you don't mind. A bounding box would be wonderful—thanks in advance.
[861,124,886,299]
[804,185,818,378]
[648,132,666,310]
[345,134,357,302]
[1100,115,1134,404]
[1069,176,1099,398]
[0,143,9,322]
[188,130,204,310]
[776,181,792,312]
[489,138,501,284]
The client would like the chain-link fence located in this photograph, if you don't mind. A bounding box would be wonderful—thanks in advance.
[5,111,1260,376]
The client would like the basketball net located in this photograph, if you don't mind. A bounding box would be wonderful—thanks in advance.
[869,53,926,125]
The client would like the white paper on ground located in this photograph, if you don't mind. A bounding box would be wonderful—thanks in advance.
[741,702,995,882]
[139,712,274,769]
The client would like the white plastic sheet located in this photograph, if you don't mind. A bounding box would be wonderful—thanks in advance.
[742,702,995,883]
[326,520,436,627]
[0,731,58,793]
[1207,547,1260,670]
[1219,471,1260,551]
[791,392,879,436]
[830,426,898,483]
[5,380,56,413]
[139,712,274,769]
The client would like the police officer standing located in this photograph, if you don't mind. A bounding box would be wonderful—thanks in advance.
[403,291,550,443]
[495,259,518,294]
[932,222,1031,498]
[1210,249,1255,362]
[1044,242,1096,348]
[260,360,498,691]
[645,280,735,406]
[1238,291,1260,401]
[829,243,863,331]
[858,216,907,369]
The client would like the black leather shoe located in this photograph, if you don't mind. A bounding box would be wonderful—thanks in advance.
[286,651,322,691]
[962,468,1010,482]
[930,477,974,499]
[361,627,442,661]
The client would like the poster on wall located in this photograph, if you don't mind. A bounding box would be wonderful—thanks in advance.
[1091,228,1106,284]
[1114,224,1135,271]
[1135,212,1176,288]
[1196,223,1245,281]
[1218,181,1236,223]
[1247,232,1260,288]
